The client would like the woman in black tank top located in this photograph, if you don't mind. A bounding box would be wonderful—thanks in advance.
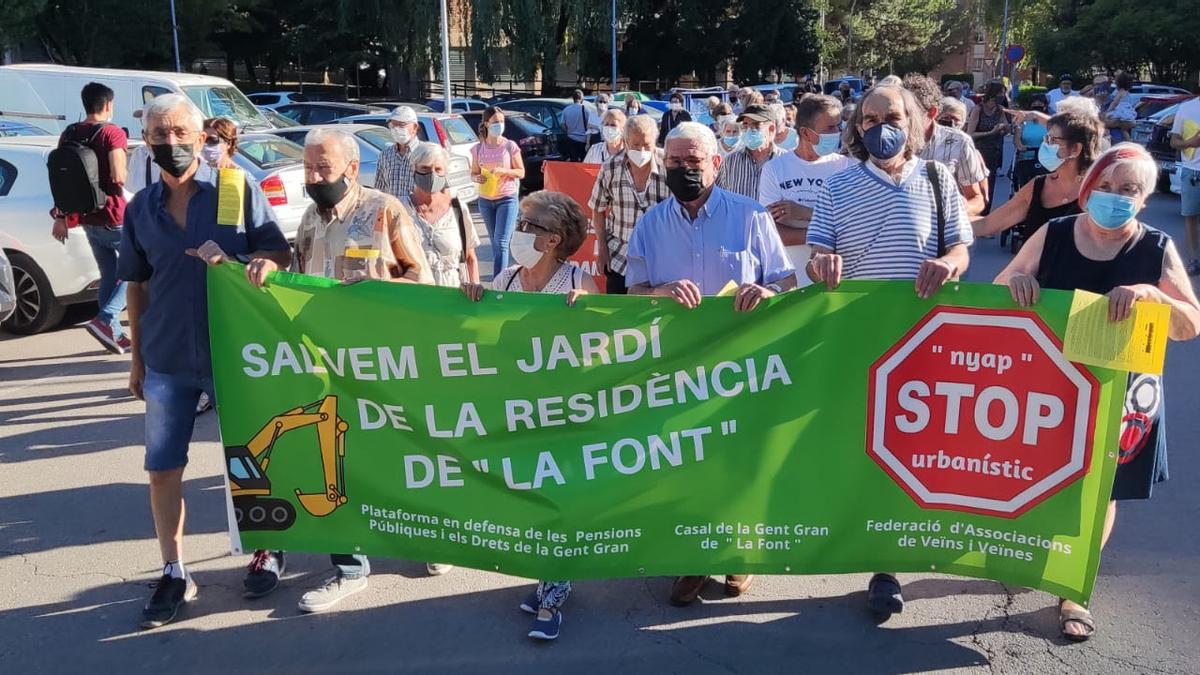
[1020,175,1080,238]
[992,144,1200,642]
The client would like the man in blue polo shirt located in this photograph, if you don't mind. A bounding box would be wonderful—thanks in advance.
[118,93,291,629]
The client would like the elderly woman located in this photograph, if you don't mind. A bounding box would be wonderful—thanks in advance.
[937,97,967,130]
[973,109,1104,248]
[717,114,741,156]
[201,117,238,169]
[461,191,598,642]
[584,108,627,164]
[401,142,480,287]
[994,143,1200,641]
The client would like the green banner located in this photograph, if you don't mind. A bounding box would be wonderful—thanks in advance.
[207,264,1124,604]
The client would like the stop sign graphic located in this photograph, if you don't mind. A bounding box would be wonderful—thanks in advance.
[867,307,1099,518]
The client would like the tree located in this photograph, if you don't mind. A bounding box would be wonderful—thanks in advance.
[732,0,821,82]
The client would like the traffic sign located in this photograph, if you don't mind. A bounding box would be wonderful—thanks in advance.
[1006,44,1025,64]
[866,307,1098,518]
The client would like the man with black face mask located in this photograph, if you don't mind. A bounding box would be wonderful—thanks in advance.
[117,93,291,629]
[626,122,796,608]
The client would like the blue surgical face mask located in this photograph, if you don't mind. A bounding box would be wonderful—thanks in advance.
[1086,190,1139,229]
[488,122,504,137]
[1038,141,1065,172]
[742,128,766,150]
[722,134,740,148]
[863,123,906,161]
[779,127,799,151]
[814,132,841,156]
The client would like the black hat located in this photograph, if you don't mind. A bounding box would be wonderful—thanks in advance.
[737,104,774,124]
[1059,73,1073,82]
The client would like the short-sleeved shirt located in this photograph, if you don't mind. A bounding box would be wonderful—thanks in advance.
[59,122,128,226]
[624,187,795,294]
[117,174,289,377]
[1170,97,1200,172]
[374,138,420,197]
[920,124,988,187]
[758,152,857,276]
[295,183,430,284]
[717,145,786,200]
[807,159,973,280]
[586,151,670,275]
[401,196,479,288]
[561,103,594,142]
[472,139,521,200]
[584,141,622,164]
[1046,88,1077,114]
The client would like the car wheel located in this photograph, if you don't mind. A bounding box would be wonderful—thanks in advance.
[2,252,66,335]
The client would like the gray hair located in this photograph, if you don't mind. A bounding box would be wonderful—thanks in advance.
[665,121,719,159]
[717,114,739,133]
[1086,142,1158,199]
[844,85,927,161]
[142,93,204,132]
[939,97,967,123]
[876,75,903,88]
[520,190,588,259]
[1056,96,1100,118]
[304,127,360,164]
[409,141,448,169]
[624,114,658,143]
[601,107,627,127]
[766,102,787,130]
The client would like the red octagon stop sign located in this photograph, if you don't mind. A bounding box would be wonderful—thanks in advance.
[867,307,1099,518]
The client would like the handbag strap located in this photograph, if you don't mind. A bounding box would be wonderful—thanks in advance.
[925,161,947,257]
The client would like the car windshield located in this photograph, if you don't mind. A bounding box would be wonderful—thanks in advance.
[184,86,271,130]
[357,127,394,152]
[0,123,49,137]
[507,115,547,135]
[439,116,479,145]
[237,136,304,169]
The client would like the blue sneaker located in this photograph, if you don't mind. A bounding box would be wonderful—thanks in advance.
[528,610,562,641]
[519,590,540,615]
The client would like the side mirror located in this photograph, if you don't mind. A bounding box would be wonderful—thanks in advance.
[133,109,143,119]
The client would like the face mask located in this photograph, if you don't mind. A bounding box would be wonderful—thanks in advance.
[390,126,412,144]
[722,134,740,148]
[779,128,799,151]
[626,149,652,167]
[863,123,906,161]
[305,175,350,210]
[814,132,841,156]
[742,128,767,150]
[1086,191,1138,229]
[152,143,197,178]
[1038,141,1065,172]
[488,122,504,137]
[509,230,544,267]
[666,166,707,202]
[601,126,621,143]
[200,143,225,166]
[414,170,448,194]
[669,102,683,112]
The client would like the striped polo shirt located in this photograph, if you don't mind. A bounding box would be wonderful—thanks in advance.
[807,159,973,279]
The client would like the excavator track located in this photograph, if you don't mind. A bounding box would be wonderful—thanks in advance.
[233,496,296,531]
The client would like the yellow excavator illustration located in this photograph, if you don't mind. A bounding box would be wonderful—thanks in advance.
[225,396,349,531]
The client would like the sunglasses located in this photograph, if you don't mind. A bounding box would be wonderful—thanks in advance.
[516,218,550,234]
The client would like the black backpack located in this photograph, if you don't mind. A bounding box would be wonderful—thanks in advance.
[47,123,109,215]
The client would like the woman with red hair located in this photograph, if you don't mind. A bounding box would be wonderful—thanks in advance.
[994,142,1200,641]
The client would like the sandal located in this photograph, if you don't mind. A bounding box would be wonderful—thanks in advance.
[1058,599,1095,642]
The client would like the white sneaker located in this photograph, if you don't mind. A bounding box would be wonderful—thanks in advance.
[297,574,367,613]
[426,562,454,576]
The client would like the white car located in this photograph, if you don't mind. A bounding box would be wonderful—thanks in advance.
[246,91,309,109]
[0,137,100,334]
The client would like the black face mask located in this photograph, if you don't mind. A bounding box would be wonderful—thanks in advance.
[414,170,448,194]
[665,166,707,203]
[152,143,197,178]
[306,175,350,209]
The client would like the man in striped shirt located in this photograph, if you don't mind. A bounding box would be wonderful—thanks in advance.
[807,85,972,618]
[374,106,421,198]
[716,104,785,199]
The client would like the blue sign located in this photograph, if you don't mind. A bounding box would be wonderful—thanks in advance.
[1006,44,1025,64]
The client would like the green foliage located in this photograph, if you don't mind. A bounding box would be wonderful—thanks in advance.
[1015,85,1047,108]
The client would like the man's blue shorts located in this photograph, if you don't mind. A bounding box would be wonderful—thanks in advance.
[1181,168,1200,218]
[143,367,215,472]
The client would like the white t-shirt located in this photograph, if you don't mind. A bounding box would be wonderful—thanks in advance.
[1170,97,1200,172]
[1046,88,1078,115]
[758,152,856,277]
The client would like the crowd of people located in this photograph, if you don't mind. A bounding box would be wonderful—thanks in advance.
[44,70,1200,642]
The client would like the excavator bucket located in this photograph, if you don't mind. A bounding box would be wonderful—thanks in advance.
[296,490,338,517]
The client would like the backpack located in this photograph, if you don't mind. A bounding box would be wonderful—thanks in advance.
[47,123,109,215]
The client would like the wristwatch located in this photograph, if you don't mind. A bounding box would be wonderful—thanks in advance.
[766,283,784,294]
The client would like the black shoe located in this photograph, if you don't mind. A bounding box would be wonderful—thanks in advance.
[243,550,286,599]
[140,574,197,629]
[867,573,904,616]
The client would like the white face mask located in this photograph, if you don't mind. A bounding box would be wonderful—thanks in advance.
[626,149,653,167]
[390,126,411,144]
[201,143,225,166]
[509,230,544,268]
[601,126,621,143]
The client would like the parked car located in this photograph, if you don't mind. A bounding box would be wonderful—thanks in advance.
[0,120,52,137]
[1136,100,1195,192]
[1133,95,1191,120]
[460,110,560,191]
[227,133,312,239]
[0,248,15,323]
[1125,83,1194,108]
[0,136,99,334]
[336,112,480,165]
[267,123,477,203]
[247,91,309,109]
[425,98,490,113]
[257,106,301,128]
[495,98,573,154]
[275,102,389,125]
[362,100,434,113]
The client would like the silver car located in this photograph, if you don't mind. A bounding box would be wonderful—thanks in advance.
[228,133,312,240]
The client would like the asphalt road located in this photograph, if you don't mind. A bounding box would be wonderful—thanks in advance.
[1,166,1198,674]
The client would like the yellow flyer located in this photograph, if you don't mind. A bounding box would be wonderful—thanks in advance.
[479,167,500,199]
[216,167,246,227]
[1062,289,1170,374]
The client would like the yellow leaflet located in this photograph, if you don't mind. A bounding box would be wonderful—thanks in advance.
[1063,289,1170,374]
[479,167,500,199]
[344,248,381,259]
[716,280,739,297]
[216,168,246,227]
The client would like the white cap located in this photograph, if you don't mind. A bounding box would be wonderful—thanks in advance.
[389,106,417,124]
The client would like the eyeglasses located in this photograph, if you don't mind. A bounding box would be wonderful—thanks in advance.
[147,127,198,144]
[516,218,550,234]
[664,156,707,170]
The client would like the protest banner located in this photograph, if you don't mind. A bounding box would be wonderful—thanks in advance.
[543,160,605,291]
[208,265,1125,604]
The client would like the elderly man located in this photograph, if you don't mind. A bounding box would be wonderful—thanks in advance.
[374,105,421,197]
[807,85,973,620]
[1047,74,1077,114]
[627,122,795,605]
[903,73,988,216]
[588,115,669,294]
[561,89,593,161]
[117,94,291,629]
[716,104,785,199]
[241,128,430,614]
[944,80,976,114]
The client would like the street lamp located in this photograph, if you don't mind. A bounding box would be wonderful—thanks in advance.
[440,0,452,112]
[611,0,618,94]
[169,0,181,72]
